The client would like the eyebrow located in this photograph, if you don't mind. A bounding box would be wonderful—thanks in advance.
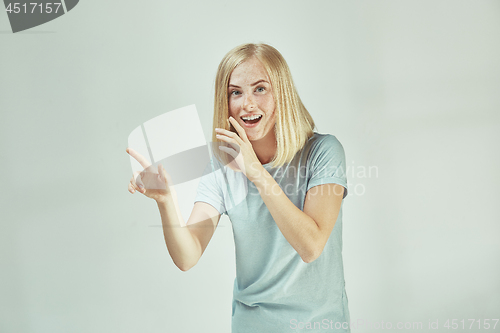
[228,79,269,88]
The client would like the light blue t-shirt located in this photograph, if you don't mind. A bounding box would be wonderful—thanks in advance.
[194,132,350,333]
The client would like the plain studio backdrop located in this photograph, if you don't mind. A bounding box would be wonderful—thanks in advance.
[1,1,499,332]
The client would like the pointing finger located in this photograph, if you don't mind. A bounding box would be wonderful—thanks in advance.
[126,147,152,169]
[228,116,248,142]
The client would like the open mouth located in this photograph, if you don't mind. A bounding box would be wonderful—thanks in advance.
[241,114,262,125]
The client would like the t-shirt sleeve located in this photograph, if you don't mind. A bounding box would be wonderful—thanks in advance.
[194,158,227,216]
[306,135,348,199]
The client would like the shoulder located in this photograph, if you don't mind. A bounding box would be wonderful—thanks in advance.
[306,132,345,157]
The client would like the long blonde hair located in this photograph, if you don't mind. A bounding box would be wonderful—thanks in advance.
[211,43,315,169]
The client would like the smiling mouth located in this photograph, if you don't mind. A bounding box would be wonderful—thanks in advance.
[241,115,262,124]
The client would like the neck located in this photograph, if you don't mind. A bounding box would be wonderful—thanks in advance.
[250,128,277,165]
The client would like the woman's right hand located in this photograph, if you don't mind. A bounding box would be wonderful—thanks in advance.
[126,148,172,203]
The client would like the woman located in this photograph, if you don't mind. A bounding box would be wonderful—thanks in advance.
[127,43,350,332]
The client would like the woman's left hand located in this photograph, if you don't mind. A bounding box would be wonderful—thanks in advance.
[215,116,264,183]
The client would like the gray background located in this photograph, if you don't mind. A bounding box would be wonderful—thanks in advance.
[1,0,499,332]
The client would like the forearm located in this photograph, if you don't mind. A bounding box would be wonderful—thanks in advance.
[252,168,320,263]
[156,189,201,271]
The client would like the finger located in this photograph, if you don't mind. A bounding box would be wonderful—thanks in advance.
[224,141,240,154]
[128,182,135,194]
[216,137,242,157]
[216,127,239,137]
[130,179,141,193]
[135,177,145,193]
[219,146,238,159]
[131,171,140,187]
[216,136,241,160]
[228,116,249,142]
[126,147,152,169]
[132,173,145,193]
[222,119,244,144]
[129,175,140,189]
[216,133,240,147]
[215,128,244,150]
[215,128,246,147]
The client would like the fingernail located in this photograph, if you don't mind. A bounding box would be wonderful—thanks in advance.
[139,185,144,189]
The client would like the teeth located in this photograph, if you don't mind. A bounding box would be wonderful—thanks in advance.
[242,115,262,120]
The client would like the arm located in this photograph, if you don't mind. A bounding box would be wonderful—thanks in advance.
[214,118,346,264]
[253,172,344,263]
[127,148,221,272]
[157,193,221,271]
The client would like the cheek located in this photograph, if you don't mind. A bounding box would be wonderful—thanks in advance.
[228,100,239,115]
[257,95,275,111]
[266,97,276,116]
[267,110,276,125]
[269,100,277,123]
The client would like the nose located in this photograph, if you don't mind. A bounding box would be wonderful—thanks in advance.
[243,92,256,111]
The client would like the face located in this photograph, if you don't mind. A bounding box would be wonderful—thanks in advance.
[228,57,276,142]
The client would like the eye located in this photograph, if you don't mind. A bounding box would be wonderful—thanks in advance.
[256,86,266,93]
[230,90,240,96]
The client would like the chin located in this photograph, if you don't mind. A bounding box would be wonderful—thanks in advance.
[246,133,258,141]
[245,132,259,141]
[249,133,267,142]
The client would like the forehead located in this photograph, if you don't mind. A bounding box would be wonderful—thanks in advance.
[229,57,270,84]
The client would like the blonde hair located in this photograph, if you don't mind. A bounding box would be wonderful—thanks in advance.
[211,43,316,169]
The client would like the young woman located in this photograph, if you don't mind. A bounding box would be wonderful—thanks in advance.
[127,43,350,332]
